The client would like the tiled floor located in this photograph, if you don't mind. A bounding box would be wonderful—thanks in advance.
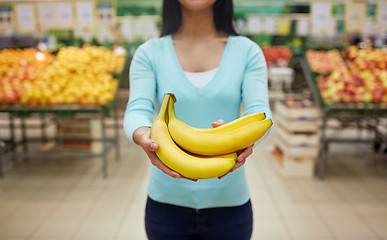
[1,120,387,240]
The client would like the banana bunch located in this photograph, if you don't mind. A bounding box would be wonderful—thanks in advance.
[150,93,272,179]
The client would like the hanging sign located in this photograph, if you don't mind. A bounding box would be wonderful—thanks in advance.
[121,21,133,41]
[76,1,95,27]
[38,3,56,29]
[247,16,261,34]
[345,2,366,33]
[296,19,309,36]
[15,4,36,32]
[97,2,113,26]
[263,18,277,34]
[0,4,12,31]
[310,2,332,34]
[277,19,291,36]
[57,2,73,28]
[134,19,143,38]
[145,20,157,38]
[363,17,375,35]
[377,2,387,30]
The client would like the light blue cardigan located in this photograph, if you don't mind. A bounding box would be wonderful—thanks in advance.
[123,35,272,209]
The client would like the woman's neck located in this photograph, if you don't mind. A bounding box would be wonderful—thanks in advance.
[174,6,220,40]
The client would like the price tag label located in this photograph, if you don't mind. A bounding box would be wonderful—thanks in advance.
[57,2,73,28]
[0,5,12,31]
[377,2,387,30]
[135,20,143,38]
[277,19,291,36]
[345,2,366,33]
[15,4,36,32]
[146,21,157,38]
[364,17,375,34]
[38,3,55,29]
[311,2,331,31]
[296,19,309,36]
[97,2,113,25]
[76,1,94,27]
[263,18,276,34]
[121,21,133,41]
[247,16,261,34]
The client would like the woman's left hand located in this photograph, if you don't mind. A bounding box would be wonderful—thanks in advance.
[210,119,254,179]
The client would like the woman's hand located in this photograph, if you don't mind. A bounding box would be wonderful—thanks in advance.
[133,127,197,182]
[210,120,254,179]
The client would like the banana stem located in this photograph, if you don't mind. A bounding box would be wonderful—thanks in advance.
[168,95,177,121]
[157,94,172,122]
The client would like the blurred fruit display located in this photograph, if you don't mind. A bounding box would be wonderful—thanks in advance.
[305,49,347,74]
[262,46,292,67]
[0,45,126,106]
[316,47,387,104]
[0,48,54,104]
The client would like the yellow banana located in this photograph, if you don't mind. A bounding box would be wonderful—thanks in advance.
[150,93,236,179]
[168,95,273,156]
[197,112,266,133]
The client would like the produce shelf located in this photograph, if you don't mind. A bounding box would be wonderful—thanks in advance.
[0,54,129,178]
[297,55,387,179]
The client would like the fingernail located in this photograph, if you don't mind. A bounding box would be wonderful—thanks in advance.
[150,142,157,150]
[237,157,244,162]
[174,174,180,179]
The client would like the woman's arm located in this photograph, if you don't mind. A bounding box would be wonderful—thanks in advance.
[124,42,196,181]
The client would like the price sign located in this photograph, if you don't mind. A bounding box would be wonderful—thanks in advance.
[38,3,55,29]
[311,2,331,32]
[277,19,291,36]
[247,16,261,34]
[145,21,157,38]
[0,5,12,31]
[15,4,36,32]
[377,2,387,30]
[345,2,366,33]
[135,20,143,38]
[296,19,309,36]
[76,1,94,27]
[363,18,375,35]
[57,2,73,28]
[263,18,277,34]
[97,2,113,25]
[121,21,133,41]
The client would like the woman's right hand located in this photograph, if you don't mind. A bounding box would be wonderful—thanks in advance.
[133,127,197,181]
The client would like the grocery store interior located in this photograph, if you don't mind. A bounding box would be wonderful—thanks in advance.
[0,0,387,239]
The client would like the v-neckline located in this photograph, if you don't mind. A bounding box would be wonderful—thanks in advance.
[168,34,232,94]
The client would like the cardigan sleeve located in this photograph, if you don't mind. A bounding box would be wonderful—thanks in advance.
[241,40,273,144]
[123,42,157,143]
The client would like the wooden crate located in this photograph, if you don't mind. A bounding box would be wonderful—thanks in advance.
[274,136,319,159]
[271,147,315,178]
[276,123,320,147]
[274,99,319,133]
[271,99,320,178]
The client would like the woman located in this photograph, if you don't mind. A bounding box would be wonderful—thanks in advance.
[123,0,272,239]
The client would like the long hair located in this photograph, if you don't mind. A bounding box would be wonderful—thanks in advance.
[160,0,238,37]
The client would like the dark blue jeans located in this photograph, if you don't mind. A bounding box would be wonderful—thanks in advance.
[145,196,253,240]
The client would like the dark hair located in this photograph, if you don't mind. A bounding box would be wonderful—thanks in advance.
[160,0,238,37]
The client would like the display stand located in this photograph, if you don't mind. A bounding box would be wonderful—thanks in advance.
[0,101,121,178]
[297,56,387,179]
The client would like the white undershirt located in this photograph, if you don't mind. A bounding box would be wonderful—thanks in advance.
[184,68,218,88]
